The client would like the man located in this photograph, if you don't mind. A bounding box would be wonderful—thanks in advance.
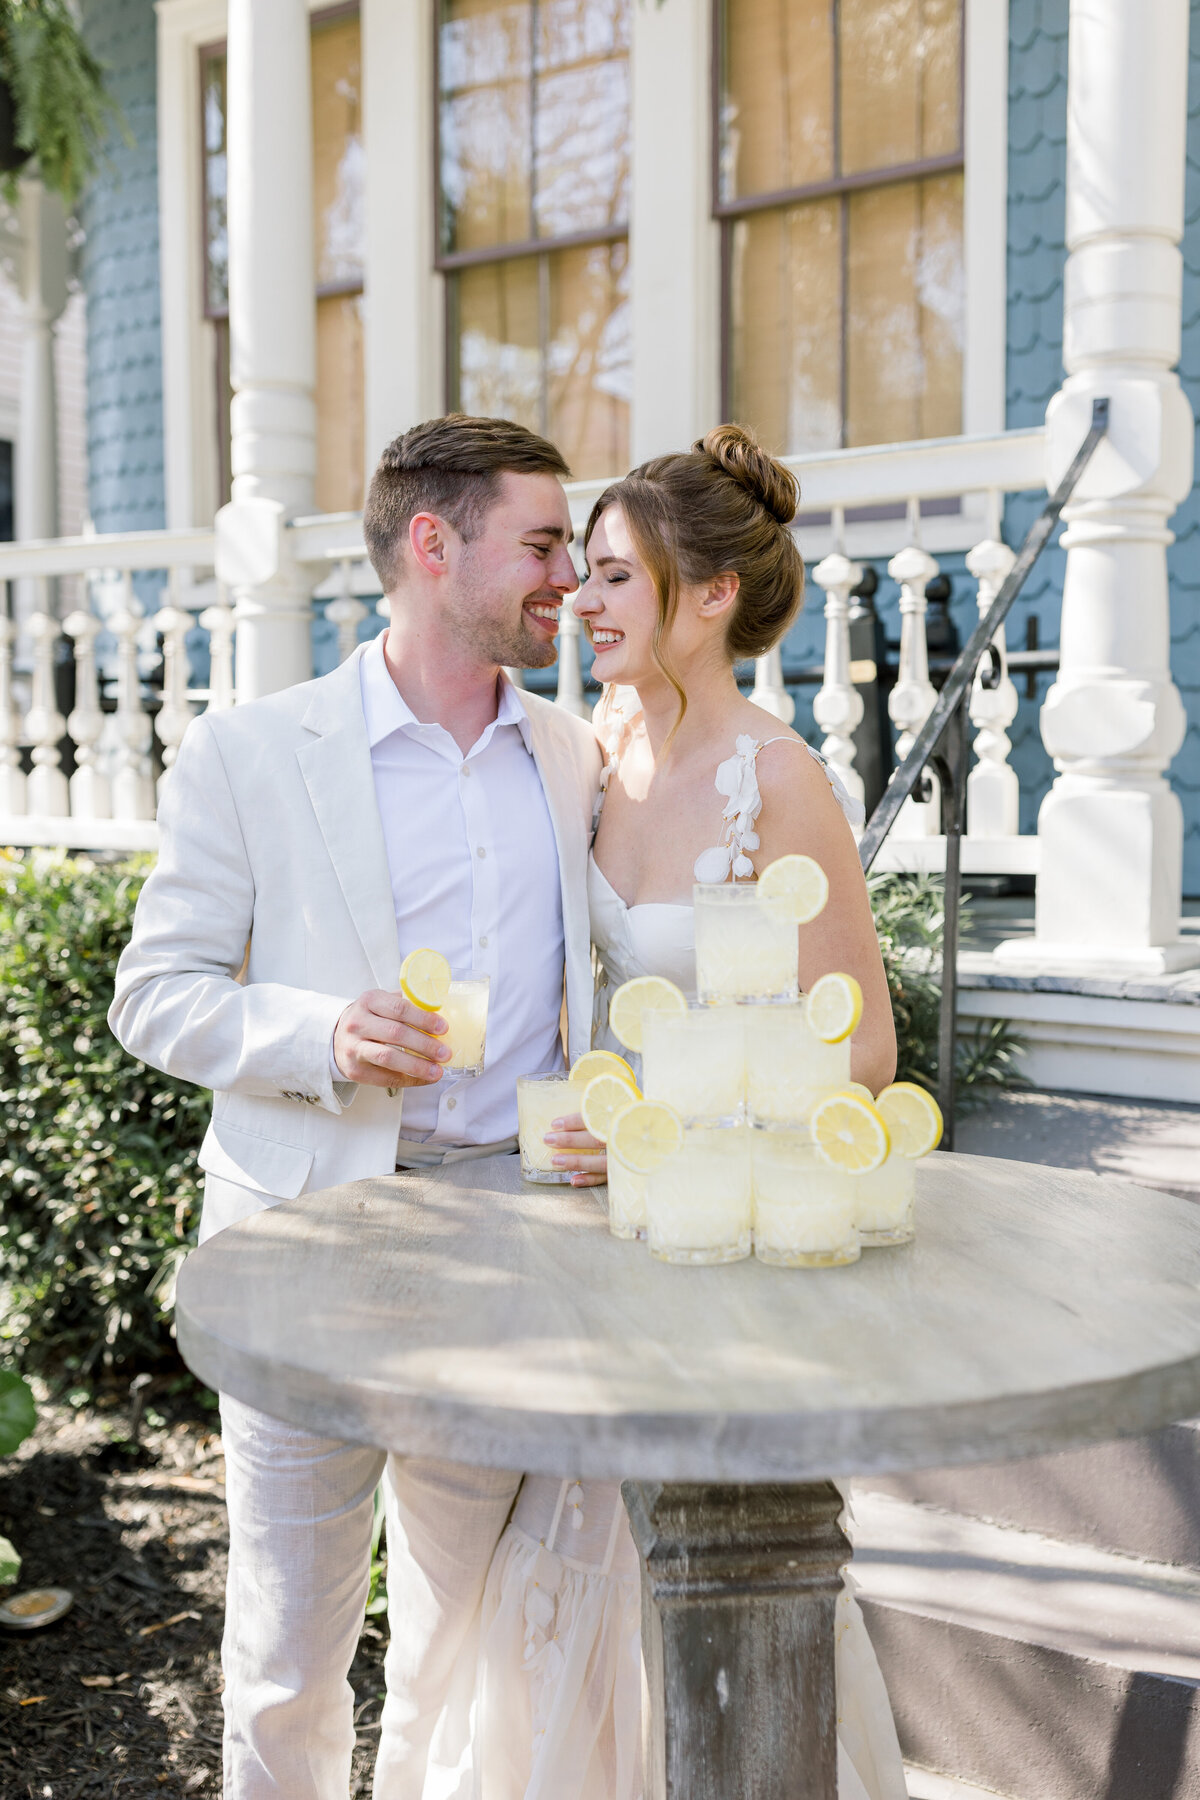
[109,415,601,1799]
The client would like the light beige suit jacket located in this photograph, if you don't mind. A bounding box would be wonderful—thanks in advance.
[109,644,602,1243]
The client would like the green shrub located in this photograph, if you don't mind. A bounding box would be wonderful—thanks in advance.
[0,850,207,1381]
[870,871,1026,1102]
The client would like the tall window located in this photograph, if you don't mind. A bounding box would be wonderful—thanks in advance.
[201,5,366,513]
[717,0,964,455]
[437,0,632,480]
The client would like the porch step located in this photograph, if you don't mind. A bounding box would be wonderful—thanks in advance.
[851,1491,1200,1800]
[861,1418,1200,1570]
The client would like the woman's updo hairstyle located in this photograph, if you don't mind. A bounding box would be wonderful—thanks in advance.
[584,422,804,734]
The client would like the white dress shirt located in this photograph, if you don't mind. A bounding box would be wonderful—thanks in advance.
[352,631,566,1149]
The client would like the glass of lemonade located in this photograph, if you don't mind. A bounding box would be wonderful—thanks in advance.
[693,881,798,1005]
[440,974,490,1077]
[516,1073,582,1184]
[646,1127,753,1265]
[641,1006,745,1126]
[744,1002,850,1127]
[853,1151,918,1246]
[606,1150,647,1240]
[752,1131,860,1267]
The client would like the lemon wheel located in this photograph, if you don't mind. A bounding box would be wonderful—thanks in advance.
[581,1072,640,1143]
[607,975,687,1054]
[607,1100,684,1175]
[399,948,451,1012]
[805,971,863,1043]
[810,1090,890,1174]
[757,853,830,924]
[875,1082,943,1157]
[571,1049,639,1090]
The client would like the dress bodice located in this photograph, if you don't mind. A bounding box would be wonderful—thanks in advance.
[587,686,863,1046]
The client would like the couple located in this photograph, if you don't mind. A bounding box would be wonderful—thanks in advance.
[109,412,901,1800]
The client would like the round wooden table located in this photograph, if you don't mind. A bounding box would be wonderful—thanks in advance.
[177,1151,1200,1800]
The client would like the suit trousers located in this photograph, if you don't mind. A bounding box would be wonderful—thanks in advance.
[219,1393,521,1800]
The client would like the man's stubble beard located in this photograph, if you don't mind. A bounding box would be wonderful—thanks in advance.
[445,552,560,671]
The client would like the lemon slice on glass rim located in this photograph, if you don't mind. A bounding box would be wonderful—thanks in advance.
[571,1049,639,1090]
[608,975,688,1054]
[809,1090,890,1174]
[581,1073,641,1143]
[757,853,830,924]
[805,971,863,1043]
[399,948,452,1012]
[875,1082,943,1157]
[608,1100,684,1175]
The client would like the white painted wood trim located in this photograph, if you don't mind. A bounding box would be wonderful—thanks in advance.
[157,0,228,532]
[362,0,442,473]
[962,0,1010,438]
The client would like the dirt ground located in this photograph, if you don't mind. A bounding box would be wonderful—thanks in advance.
[0,1385,388,1798]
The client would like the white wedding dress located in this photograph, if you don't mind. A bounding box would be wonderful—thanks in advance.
[422,696,905,1800]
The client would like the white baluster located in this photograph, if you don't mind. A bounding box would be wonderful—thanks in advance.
[887,540,940,835]
[555,601,591,719]
[200,582,237,711]
[23,607,69,816]
[326,559,367,664]
[750,645,795,723]
[811,552,865,815]
[110,576,156,819]
[154,581,198,793]
[63,609,111,820]
[965,538,1019,839]
[0,606,27,816]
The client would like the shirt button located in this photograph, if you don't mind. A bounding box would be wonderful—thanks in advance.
[446,1097,457,1111]
[461,765,471,778]
[477,846,486,859]
[478,935,488,948]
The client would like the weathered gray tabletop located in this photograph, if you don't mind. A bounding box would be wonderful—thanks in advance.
[176,1152,1200,1800]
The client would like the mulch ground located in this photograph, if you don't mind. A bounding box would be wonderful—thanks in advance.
[1,1383,388,1798]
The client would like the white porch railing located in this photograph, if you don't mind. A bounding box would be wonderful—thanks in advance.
[0,426,1049,871]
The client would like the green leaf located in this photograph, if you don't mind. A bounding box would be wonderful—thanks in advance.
[0,1534,21,1585]
[0,1370,36,1455]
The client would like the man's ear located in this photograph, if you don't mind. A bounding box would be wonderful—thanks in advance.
[409,512,451,577]
[697,571,740,619]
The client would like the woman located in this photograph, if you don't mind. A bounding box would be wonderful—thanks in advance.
[423,426,904,1800]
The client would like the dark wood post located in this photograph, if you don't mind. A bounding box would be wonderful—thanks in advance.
[623,1480,849,1800]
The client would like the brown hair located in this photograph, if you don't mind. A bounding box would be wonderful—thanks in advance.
[363,414,571,592]
[583,422,804,735]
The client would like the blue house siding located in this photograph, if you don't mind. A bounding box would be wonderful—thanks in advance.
[80,0,165,535]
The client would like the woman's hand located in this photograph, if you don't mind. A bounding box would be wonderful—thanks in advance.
[543,1112,607,1187]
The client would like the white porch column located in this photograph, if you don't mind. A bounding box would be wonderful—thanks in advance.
[628,0,719,460]
[14,178,68,634]
[999,0,1197,974]
[222,0,316,699]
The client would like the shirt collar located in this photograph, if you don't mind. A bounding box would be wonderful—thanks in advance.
[361,630,533,756]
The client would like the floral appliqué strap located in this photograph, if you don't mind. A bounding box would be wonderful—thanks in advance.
[693,734,866,884]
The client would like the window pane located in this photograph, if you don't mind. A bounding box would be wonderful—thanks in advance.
[316,294,366,513]
[533,0,631,238]
[439,0,630,253]
[845,173,963,446]
[839,0,961,177]
[451,244,628,477]
[728,199,842,456]
[547,240,629,476]
[313,14,364,287]
[202,50,228,315]
[720,0,833,202]
[440,0,534,253]
[454,256,543,428]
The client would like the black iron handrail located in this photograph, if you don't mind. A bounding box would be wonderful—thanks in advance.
[857,397,1111,1147]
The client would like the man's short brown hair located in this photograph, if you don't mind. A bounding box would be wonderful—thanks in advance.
[362,414,572,592]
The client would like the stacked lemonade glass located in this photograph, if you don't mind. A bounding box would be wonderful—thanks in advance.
[530,854,943,1267]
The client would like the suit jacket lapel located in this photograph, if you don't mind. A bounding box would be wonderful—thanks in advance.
[523,698,592,1062]
[296,648,400,991]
